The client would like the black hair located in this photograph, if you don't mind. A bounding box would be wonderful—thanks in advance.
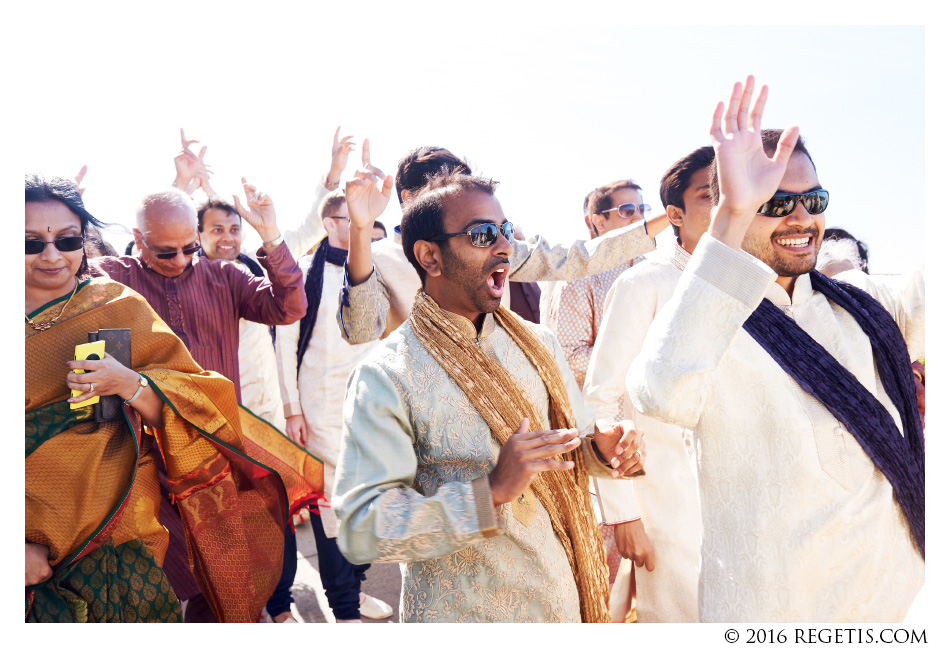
[659,146,715,239]
[373,220,387,237]
[395,146,473,204]
[823,227,869,273]
[400,170,499,285]
[197,198,241,232]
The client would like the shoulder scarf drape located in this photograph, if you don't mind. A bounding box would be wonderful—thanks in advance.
[742,271,924,556]
[409,291,610,623]
[26,278,323,622]
[296,237,348,372]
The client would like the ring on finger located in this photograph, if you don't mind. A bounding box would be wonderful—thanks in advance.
[633,449,642,463]
[88,383,96,393]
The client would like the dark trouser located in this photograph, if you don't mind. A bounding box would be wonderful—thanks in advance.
[265,522,298,618]
[311,508,369,620]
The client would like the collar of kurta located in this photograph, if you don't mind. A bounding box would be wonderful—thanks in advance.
[439,307,497,341]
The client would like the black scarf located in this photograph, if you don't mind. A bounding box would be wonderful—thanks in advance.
[742,271,924,556]
[297,237,347,372]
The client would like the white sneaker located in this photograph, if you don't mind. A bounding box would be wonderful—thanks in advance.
[359,593,393,620]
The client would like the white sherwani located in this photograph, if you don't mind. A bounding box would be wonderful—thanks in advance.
[584,241,702,622]
[628,235,925,622]
[275,253,378,537]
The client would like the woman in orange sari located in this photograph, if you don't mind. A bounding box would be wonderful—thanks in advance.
[25,175,321,622]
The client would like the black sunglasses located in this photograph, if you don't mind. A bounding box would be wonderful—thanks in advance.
[600,203,652,219]
[430,222,515,248]
[144,240,203,260]
[757,190,830,218]
[25,236,85,255]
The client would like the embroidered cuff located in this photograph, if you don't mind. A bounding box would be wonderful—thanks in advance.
[690,235,776,310]
[471,475,501,538]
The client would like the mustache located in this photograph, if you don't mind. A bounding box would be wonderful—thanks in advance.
[771,227,820,240]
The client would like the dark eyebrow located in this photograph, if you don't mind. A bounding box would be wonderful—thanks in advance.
[25,225,81,236]
[462,218,507,230]
[778,184,823,193]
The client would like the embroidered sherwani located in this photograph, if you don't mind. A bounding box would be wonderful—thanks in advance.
[584,241,701,622]
[333,308,622,622]
[337,221,657,344]
[628,235,925,622]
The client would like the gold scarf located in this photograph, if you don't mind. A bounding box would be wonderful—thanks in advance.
[408,291,610,623]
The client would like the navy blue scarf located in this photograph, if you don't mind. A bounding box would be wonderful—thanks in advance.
[742,271,924,556]
[297,237,347,372]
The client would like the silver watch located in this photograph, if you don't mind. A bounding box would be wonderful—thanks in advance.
[125,374,148,405]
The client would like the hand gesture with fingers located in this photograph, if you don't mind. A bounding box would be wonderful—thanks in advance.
[344,139,393,231]
[233,178,280,242]
[594,419,645,477]
[73,165,87,197]
[173,128,215,190]
[487,419,581,506]
[326,125,355,186]
[709,76,800,245]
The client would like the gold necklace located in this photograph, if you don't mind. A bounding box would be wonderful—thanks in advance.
[25,279,79,332]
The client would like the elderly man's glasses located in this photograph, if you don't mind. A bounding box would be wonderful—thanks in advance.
[25,237,85,254]
[430,222,515,248]
[757,190,830,218]
[144,240,203,260]
[600,203,652,219]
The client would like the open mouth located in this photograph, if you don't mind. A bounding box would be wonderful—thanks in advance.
[486,265,509,298]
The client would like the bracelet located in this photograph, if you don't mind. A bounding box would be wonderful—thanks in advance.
[262,234,283,249]
[322,175,340,190]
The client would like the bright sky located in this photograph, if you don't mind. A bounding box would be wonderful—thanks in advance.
[10,1,949,638]
[16,11,925,274]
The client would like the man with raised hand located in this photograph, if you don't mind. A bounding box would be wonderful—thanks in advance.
[337,143,667,344]
[628,77,924,622]
[583,146,715,622]
[332,165,646,622]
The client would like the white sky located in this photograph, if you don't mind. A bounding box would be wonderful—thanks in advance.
[9,0,950,638]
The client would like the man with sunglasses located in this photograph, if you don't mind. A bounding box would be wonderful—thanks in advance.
[627,78,924,622]
[331,167,646,622]
[87,182,307,622]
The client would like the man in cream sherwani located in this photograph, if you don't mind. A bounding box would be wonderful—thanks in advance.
[627,77,924,622]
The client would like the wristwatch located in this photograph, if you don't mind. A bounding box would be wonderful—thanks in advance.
[125,374,148,405]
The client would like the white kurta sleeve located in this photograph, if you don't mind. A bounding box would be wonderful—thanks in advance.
[282,182,330,260]
[627,235,776,428]
[274,255,311,418]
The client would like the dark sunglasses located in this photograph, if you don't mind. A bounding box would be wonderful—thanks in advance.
[600,203,652,219]
[25,236,85,255]
[430,222,515,248]
[144,240,203,260]
[757,190,830,218]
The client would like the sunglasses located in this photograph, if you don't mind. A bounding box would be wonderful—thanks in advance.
[757,190,830,218]
[25,236,85,255]
[144,240,203,260]
[430,222,515,248]
[600,203,652,219]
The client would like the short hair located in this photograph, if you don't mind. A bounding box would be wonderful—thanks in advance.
[586,179,643,218]
[710,129,815,206]
[400,170,499,285]
[125,240,136,256]
[319,189,347,221]
[135,188,196,231]
[373,220,387,237]
[395,146,473,204]
[197,198,240,232]
[25,173,109,277]
[659,146,716,239]
[823,227,869,273]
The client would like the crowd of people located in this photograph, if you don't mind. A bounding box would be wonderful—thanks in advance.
[25,76,925,624]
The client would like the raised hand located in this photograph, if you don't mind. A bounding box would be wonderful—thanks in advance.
[708,76,800,248]
[326,125,355,187]
[594,419,644,477]
[173,128,214,190]
[344,139,393,231]
[487,419,581,506]
[233,177,280,242]
[73,165,87,197]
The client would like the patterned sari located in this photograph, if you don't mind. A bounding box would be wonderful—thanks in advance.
[26,278,323,622]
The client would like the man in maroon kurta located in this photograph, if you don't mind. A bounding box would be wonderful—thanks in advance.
[89,184,306,621]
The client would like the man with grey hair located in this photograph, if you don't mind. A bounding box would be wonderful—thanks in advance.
[88,181,307,621]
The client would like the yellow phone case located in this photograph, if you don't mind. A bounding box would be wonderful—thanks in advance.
[70,340,106,409]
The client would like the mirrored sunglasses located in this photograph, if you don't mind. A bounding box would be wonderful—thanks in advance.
[757,190,830,218]
[601,203,652,219]
[431,222,515,248]
[25,236,85,255]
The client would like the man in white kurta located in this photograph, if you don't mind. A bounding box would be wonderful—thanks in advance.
[627,80,924,621]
